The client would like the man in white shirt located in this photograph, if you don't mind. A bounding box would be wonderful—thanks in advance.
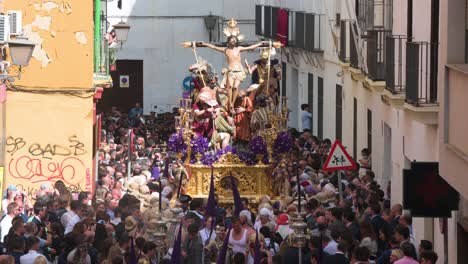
[301,104,312,132]
[61,200,83,234]
[323,230,340,256]
[198,216,216,246]
[0,202,19,242]
[20,236,46,264]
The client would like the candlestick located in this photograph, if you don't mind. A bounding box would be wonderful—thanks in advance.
[159,176,162,212]
[179,98,183,108]
[296,162,301,213]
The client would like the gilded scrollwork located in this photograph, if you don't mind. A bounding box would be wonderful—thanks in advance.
[186,155,272,202]
[214,153,245,166]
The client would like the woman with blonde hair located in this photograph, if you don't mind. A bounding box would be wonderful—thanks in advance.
[33,256,48,264]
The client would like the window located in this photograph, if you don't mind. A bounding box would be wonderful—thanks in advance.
[305,13,315,51]
[407,0,413,39]
[295,12,305,49]
[272,7,279,40]
[353,98,358,160]
[367,109,372,153]
[264,6,272,38]
[281,62,287,96]
[308,73,314,132]
[336,85,343,141]
[318,77,324,139]
[288,11,296,46]
[255,5,262,36]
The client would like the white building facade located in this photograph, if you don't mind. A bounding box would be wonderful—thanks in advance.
[257,0,466,262]
[106,0,263,113]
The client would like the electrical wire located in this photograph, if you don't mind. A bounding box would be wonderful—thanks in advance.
[6,84,97,98]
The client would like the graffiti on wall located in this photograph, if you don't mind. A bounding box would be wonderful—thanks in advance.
[5,135,92,193]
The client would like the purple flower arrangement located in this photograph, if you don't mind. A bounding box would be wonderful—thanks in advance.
[201,152,217,166]
[168,130,187,153]
[191,135,209,154]
[168,133,281,166]
[216,145,238,157]
[248,136,269,164]
[249,136,268,155]
[273,132,293,154]
[199,146,238,166]
[237,150,257,165]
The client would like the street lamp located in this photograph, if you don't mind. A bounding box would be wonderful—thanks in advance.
[204,12,218,42]
[112,21,131,42]
[0,37,35,81]
[8,37,35,66]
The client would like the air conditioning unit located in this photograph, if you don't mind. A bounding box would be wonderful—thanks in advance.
[0,15,10,43]
[8,11,22,36]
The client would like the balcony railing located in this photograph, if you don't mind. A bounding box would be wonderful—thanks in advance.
[366,29,390,81]
[305,13,324,52]
[254,5,323,52]
[350,23,360,69]
[405,42,439,105]
[385,35,409,93]
[358,0,393,32]
[339,20,351,63]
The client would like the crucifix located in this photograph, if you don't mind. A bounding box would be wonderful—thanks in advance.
[181,19,282,113]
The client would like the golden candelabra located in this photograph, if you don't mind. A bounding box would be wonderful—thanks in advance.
[176,98,197,164]
[260,96,289,162]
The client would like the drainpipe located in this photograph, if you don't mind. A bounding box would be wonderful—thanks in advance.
[94,0,101,73]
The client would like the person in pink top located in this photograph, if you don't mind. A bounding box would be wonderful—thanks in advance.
[394,243,419,264]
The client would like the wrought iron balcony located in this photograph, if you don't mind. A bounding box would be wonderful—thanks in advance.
[366,29,390,81]
[357,0,393,32]
[405,41,439,106]
[350,23,360,69]
[385,35,409,93]
[255,5,324,52]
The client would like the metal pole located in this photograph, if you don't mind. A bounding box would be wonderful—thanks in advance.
[298,247,302,264]
[94,0,101,73]
[296,162,301,212]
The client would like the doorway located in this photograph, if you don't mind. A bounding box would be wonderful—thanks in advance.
[288,68,299,129]
[97,60,144,113]
[383,122,392,198]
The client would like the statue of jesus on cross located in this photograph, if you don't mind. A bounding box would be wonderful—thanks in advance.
[183,19,276,113]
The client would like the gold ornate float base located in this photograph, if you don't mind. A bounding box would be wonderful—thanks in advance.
[186,153,272,203]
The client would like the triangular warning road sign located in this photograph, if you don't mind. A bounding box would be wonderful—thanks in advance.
[323,140,357,171]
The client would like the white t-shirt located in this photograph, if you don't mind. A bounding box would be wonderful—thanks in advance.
[0,214,13,243]
[199,228,216,245]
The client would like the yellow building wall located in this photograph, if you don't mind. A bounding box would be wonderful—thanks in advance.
[2,0,95,195]
[5,0,94,88]
[4,93,94,194]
